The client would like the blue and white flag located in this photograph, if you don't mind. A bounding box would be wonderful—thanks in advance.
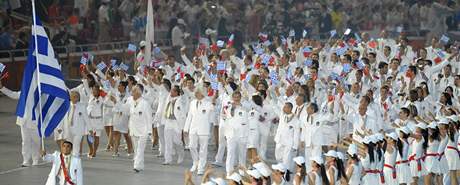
[96,62,107,71]
[16,13,70,137]
[0,63,5,73]
[330,30,337,37]
[120,63,129,71]
[440,35,450,44]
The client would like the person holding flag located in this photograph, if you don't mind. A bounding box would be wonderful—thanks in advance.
[14,0,70,168]
[42,141,83,185]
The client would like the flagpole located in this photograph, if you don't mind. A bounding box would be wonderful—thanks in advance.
[31,0,46,151]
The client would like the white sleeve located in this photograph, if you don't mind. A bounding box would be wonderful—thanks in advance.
[0,87,20,99]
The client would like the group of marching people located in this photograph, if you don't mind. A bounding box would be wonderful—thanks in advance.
[3,29,460,185]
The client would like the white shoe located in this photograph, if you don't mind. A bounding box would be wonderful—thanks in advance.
[190,163,198,172]
[32,161,39,166]
[211,161,223,167]
[162,162,171,165]
[177,156,184,164]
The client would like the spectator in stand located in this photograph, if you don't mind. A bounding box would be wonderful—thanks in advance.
[0,27,14,50]
[15,31,28,50]
[171,18,188,62]
[98,0,111,44]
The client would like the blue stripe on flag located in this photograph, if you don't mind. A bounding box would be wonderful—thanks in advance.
[16,13,70,137]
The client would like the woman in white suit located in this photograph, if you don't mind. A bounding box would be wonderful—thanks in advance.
[42,141,83,185]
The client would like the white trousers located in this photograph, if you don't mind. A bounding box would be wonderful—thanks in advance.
[70,135,83,156]
[277,144,294,171]
[189,133,209,173]
[20,125,40,165]
[132,135,147,170]
[304,145,322,172]
[214,124,226,163]
[225,137,247,174]
[258,132,269,160]
[164,128,184,163]
[157,125,165,155]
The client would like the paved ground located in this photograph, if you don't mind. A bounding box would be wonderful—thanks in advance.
[0,96,277,185]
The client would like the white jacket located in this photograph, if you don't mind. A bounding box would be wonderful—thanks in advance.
[183,99,214,135]
[43,151,83,185]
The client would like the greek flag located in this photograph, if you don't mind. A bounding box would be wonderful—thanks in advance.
[16,13,70,137]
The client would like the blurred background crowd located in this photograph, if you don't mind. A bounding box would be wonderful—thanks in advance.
[1,0,460,51]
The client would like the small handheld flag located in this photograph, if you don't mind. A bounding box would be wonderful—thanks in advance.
[216,61,226,71]
[330,30,337,37]
[217,40,225,48]
[228,34,235,47]
[127,43,137,54]
[304,59,313,67]
[110,59,117,67]
[96,62,107,71]
[396,26,403,33]
[342,63,352,73]
[153,47,161,54]
[440,35,450,44]
[0,63,5,73]
[120,63,129,71]
[289,30,295,37]
[302,30,308,38]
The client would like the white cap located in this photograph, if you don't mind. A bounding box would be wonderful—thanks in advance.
[324,150,338,158]
[347,144,358,156]
[375,133,384,141]
[211,178,227,185]
[438,118,449,125]
[362,136,371,144]
[370,135,379,143]
[227,172,241,182]
[253,162,271,177]
[293,156,306,165]
[177,19,186,25]
[448,115,459,122]
[246,169,262,179]
[428,122,438,129]
[310,156,324,165]
[139,41,146,47]
[386,132,398,140]
[415,122,427,130]
[271,163,287,173]
[337,152,347,160]
[398,126,411,134]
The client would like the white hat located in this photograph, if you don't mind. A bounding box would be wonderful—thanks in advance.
[310,156,324,165]
[293,156,306,165]
[337,152,347,160]
[415,122,427,130]
[324,150,338,158]
[177,19,187,25]
[398,126,411,134]
[375,133,384,141]
[386,132,398,140]
[362,136,371,144]
[139,40,146,47]
[448,115,459,122]
[271,163,287,173]
[227,172,241,182]
[253,162,271,177]
[427,122,438,129]
[370,135,379,143]
[438,118,449,125]
[211,178,227,185]
[347,144,358,156]
[246,169,262,179]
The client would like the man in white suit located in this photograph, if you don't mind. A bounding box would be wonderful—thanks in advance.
[159,85,187,165]
[127,84,152,172]
[65,91,89,156]
[0,82,40,166]
[42,141,83,185]
[183,86,214,175]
